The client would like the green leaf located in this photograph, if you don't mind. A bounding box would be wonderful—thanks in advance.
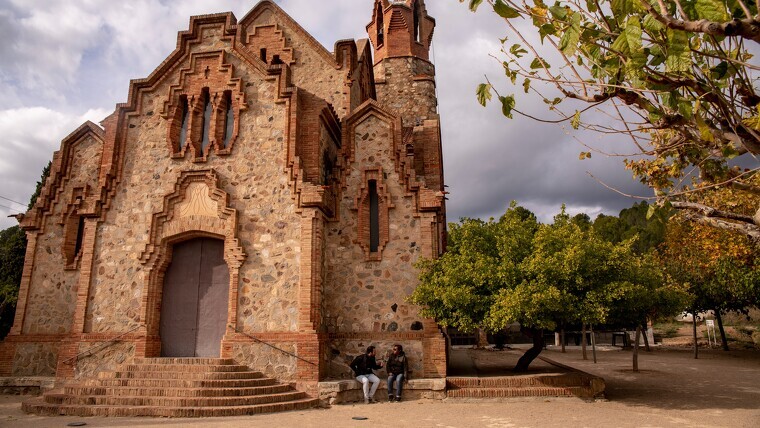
[665,29,691,73]
[523,78,531,94]
[611,33,630,56]
[539,23,557,43]
[499,95,515,118]
[695,0,730,22]
[710,61,729,80]
[571,111,581,130]
[642,14,665,33]
[611,0,638,16]
[510,44,528,57]
[625,16,646,72]
[477,83,492,106]
[465,0,484,12]
[493,0,521,19]
[549,5,568,21]
[586,0,598,13]
[646,204,656,220]
[530,57,550,69]
[558,12,581,56]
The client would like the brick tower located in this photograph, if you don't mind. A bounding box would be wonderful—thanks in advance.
[367,0,438,128]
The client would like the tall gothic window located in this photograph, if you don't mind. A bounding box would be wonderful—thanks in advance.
[200,88,212,155]
[376,4,385,46]
[223,91,234,148]
[369,180,379,252]
[178,95,189,151]
[413,1,421,43]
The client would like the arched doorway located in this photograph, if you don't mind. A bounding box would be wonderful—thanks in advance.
[160,237,229,357]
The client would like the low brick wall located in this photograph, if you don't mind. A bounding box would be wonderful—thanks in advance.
[0,377,55,395]
[318,378,446,405]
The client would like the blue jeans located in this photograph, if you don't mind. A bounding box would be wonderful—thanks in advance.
[387,373,404,397]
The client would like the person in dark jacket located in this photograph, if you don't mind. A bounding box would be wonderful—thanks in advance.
[350,345,384,404]
[385,344,409,402]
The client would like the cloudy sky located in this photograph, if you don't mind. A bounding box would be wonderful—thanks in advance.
[0,0,652,230]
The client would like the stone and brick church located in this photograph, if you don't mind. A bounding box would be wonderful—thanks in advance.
[1,0,447,405]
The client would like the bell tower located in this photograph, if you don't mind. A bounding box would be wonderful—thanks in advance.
[367,0,438,126]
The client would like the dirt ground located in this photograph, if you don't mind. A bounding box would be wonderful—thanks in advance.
[0,346,758,428]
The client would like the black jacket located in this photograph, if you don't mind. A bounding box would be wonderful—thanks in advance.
[386,352,408,378]
[350,354,382,376]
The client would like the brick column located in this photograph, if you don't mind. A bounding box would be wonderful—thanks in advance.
[8,232,39,336]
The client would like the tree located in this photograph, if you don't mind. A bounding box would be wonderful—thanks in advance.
[593,201,670,253]
[661,216,759,354]
[412,203,649,371]
[463,0,760,241]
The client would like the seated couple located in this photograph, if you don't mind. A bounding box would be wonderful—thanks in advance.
[350,344,409,403]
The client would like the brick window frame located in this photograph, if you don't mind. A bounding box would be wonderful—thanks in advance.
[355,168,394,261]
[62,212,85,270]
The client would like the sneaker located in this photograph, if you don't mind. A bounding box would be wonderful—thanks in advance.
[369,397,378,403]
[395,396,401,402]
[388,394,394,402]
[364,397,370,404]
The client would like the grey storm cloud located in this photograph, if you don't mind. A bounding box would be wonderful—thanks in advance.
[0,0,651,229]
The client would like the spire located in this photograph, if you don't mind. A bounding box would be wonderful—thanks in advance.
[366,0,435,65]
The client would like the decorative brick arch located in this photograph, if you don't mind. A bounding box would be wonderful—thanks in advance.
[137,169,246,357]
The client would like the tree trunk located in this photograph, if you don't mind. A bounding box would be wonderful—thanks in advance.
[642,321,651,352]
[633,325,641,372]
[513,328,545,373]
[590,324,597,364]
[560,327,566,353]
[581,323,588,360]
[715,309,730,351]
[692,313,699,359]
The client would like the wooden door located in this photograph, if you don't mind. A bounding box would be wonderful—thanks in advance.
[160,238,229,357]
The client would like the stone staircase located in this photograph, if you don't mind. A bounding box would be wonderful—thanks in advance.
[446,372,604,399]
[22,358,319,417]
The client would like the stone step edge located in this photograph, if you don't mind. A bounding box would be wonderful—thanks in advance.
[446,386,591,397]
[44,391,306,406]
[22,397,320,418]
[132,358,236,365]
[61,384,292,397]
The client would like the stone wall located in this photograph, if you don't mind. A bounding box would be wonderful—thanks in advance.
[11,343,58,376]
[325,339,424,380]
[232,342,297,381]
[324,115,425,335]
[74,342,135,379]
[374,58,437,126]
[84,34,304,335]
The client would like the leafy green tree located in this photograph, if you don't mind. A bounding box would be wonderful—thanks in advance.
[464,0,760,241]
[413,203,654,371]
[593,201,669,253]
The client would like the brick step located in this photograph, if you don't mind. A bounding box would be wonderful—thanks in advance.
[44,391,307,407]
[63,383,292,398]
[133,358,236,365]
[121,364,251,373]
[86,377,277,388]
[446,386,591,398]
[23,396,320,418]
[446,375,588,389]
[98,370,265,380]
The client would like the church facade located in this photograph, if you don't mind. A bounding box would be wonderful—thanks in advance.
[0,0,447,395]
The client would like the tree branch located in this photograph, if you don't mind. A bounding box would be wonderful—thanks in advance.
[643,0,760,43]
[679,210,760,242]
[670,201,757,224]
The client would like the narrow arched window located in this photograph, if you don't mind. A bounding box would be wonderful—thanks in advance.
[178,95,189,151]
[200,88,212,155]
[369,180,379,252]
[222,91,234,148]
[413,1,421,43]
[376,4,385,46]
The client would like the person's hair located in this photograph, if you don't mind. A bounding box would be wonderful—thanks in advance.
[393,344,403,352]
[366,346,375,354]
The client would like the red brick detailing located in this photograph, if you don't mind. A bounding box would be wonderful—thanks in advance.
[138,170,246,352]
[246,24,295,66]
[367,0,435,65]
[354,168,394,261]
[160,52,249,160]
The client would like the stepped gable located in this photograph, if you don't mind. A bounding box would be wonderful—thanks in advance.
[23,358,318,417]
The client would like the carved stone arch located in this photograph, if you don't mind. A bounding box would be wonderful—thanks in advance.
[137,169,246,356]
